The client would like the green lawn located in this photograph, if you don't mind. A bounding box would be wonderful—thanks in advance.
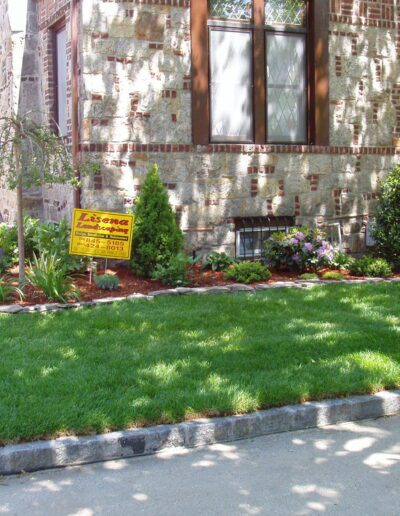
[1,283,400,444]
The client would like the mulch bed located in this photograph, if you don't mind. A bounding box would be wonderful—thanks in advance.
[2,265,400,307]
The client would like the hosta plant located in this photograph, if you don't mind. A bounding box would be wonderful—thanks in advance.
[206,252,235,272]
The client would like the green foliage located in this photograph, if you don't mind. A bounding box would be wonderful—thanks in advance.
[331,250,352,270]
[94,274,120,291]
[321,271,345,281]
[299,272,319,280]
[151,252,188,287]
[131,164,184,277]
[33,219,89,273]
[0,276,24,302]
[206,251,234,271]
[0,115,98,190]
[372,165,400,267]
[225,261,271,284]
[0,215,39,268]
[263,227,334,272]
[25,253,80,302]
[349,256,392,278]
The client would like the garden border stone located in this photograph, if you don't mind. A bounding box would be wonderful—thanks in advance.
[1,390,399,475]
[1,277,400,315]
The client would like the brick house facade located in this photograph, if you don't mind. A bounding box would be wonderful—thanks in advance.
[1,0,400,257]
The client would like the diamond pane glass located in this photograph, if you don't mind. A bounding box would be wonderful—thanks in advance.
[209,0,252,20]
[266,33,307,142]
[210,29,253,142]
[265,0,306,26]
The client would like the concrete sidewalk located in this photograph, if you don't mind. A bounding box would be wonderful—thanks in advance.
[1,416,399,515]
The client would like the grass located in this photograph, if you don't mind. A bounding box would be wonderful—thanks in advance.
[1,283,400,444]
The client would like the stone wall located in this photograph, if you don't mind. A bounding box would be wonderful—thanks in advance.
[3,0,400,255]
[0,0,16,223]
[37,0,74,222]
[76,0,400,256]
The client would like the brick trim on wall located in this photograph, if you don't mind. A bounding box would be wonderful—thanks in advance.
[79,143,400,156]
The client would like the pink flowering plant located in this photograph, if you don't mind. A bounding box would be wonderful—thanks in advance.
[263,227,334,272]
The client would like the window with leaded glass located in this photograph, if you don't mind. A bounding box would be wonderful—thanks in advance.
[192,0,330,146]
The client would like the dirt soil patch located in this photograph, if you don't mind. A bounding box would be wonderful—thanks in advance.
[2,265,399,306]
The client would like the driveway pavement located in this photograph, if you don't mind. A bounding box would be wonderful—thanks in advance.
[1,416,399,515]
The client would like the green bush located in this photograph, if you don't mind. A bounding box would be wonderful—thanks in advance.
[33,219,88,273]
[321,271,345,281]
[151,252,188,287]
[263,227,334,272]
[0,215,39,269]
[225,261,271,284]
[331,250,352,270]
[299,272,319,280]
[131,164,184,277]
[0,276,24,303]
[349,256,392,278]
[94,274,120,291]
[206,252,234,271]
[372,165,400,267]
[26,253,80,302]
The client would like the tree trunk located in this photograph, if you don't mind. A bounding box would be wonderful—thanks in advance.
[14,142,25,284]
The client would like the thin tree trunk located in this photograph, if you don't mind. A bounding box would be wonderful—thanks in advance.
[14,142,25,284]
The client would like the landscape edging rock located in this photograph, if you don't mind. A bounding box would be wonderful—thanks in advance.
[1,277,400,315]
[1,390,399,475]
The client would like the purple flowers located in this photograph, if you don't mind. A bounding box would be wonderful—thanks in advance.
[263,226,336,272]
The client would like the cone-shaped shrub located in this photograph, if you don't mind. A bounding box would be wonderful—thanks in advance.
[372,165,400,268]
[131,164,184,277]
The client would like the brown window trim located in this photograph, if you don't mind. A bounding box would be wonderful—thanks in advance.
[191,0,329,146]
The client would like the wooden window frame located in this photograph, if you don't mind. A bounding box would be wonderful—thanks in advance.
[191,0,329,146]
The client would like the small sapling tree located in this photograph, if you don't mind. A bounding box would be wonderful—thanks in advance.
[0,113,96,282]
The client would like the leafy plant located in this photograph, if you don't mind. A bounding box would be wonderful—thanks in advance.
[225,261,271,284]
[321,271,345,281]
[25,253,80,302]
[0,215,39,269]
[299,272,319,280]
[0,114,98,282]
[151,252,188,287]
[94,274,120,291]
[371,165,400,268]
[131,164,184,277]
[263,227,334,272]
[33,219,88,273]
[206,252,234,271]
[349,256,392,278]
[331,250,352,270]
[0,276,24,303]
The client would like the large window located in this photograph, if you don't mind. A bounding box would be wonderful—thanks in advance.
[53,26,68,137]
[191,0,329,146]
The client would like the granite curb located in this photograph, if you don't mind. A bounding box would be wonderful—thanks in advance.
[1,277,400,315]
[1,390,399,475]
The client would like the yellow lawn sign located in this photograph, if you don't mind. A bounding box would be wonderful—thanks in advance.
[69,209,134,260]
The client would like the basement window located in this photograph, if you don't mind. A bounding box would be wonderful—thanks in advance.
[235,216,294,259]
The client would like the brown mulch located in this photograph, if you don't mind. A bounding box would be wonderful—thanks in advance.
[1,266,400,307]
